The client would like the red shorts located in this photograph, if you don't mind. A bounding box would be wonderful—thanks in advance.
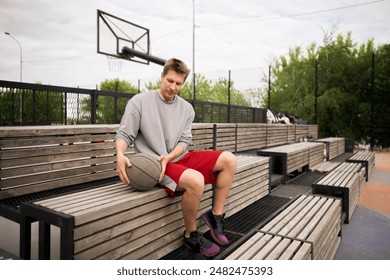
[161,150,223,197]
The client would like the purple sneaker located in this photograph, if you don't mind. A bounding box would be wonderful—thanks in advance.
[183,230,220,257]
[202,209,229,245]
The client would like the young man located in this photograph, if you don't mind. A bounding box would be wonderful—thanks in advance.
[115,58,237,257]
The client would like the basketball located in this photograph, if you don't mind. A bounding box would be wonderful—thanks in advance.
[126,153,162,191]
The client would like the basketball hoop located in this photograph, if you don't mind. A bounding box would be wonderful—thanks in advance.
[107,55,123,72]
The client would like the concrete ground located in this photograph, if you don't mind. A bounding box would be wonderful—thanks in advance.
[333,152,390,260]
[0,217,60,260]
[1,152,389,260]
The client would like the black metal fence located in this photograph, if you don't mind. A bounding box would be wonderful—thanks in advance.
[0,80,266,126]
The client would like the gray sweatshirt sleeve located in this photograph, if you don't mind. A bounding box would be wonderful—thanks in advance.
[114,97,140,147]
[176,107,195,152]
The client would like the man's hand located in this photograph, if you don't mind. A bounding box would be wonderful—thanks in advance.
[157,145,185,182]
[157,155,169,182]
[115,139,133,185]
[116,153,132,185]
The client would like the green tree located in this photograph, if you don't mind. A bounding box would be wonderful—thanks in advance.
[78,78,138,124]
[0,84,64,125]
[264,31,390,147]
[316,33,377,141]
[372,44,390,147]
[145,74,250,106]
[265,44,317,122]
[99,78,139,124]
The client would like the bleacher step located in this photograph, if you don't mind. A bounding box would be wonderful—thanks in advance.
[160,195,291,260]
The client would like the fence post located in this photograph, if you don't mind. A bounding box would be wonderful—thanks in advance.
[114,96,118,124]
[294,124,297,142]
[370,53,375,152]
[314,60,318,125]
[32,89,36,125]
[286,124,289,143]
[64,92,67,125]
[268,65,271,110]
[91,90,97,124]
[227,70,231,123]
[235,123,238,152]
[212,124,217,150]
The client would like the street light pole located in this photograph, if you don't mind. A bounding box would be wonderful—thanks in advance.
[192,0,196,101]
[5,32,23,124]
[5,32,23,82]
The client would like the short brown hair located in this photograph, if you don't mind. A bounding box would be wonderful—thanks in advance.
[162,58,191,81]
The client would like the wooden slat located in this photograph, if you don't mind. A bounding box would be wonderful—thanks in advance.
[226,195,341,260]
[1,153,116,179]
[1,161,116,189]
[0,141,115,159]
[314,137,345,160]
[0,170,118,199]
[0,133,115,149]
[0,124,119,138]
[347,151,375,181]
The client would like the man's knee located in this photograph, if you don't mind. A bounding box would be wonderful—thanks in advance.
[219,151,237,171]
[178,169,205,196]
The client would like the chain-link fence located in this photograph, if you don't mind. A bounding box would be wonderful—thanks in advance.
[0,80,266,126]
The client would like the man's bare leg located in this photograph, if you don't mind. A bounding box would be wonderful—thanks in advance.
[179,169,221,257]
[177,169,204,236]
[212,151,237,215]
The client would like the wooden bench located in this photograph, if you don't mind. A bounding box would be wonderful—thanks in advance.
[298,142,325,169]
[235,123,267,151]
[311,162,365,223]
[256,142,323,186]
[257,143,309,186]
[310,161,343,174]
[314,137,345,160]
[0,125,121,258]
[347,151,375,181]
[224,194,342,260]
[264,124,316,147]
[21,155,270,259]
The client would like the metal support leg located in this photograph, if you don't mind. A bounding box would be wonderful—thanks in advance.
[19,216,34,260]
[60,219,74,260]
[39,221,51,259]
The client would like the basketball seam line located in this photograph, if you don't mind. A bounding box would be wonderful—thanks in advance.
[131,164,159,182]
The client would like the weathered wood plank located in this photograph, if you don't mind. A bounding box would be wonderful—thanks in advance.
[311,162,364,223]
[226,195,341,260]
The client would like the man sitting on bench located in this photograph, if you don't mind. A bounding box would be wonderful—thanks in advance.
[115,58,237,257]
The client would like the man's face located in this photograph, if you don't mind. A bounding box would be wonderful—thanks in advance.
[160,70,186,101]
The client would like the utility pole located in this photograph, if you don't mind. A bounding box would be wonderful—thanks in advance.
[192,0,196,101]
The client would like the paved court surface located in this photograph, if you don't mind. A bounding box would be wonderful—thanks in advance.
[334,152,390,260]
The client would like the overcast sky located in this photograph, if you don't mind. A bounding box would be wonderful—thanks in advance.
[0,0,389,90]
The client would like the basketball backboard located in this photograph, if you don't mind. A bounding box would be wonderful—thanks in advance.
[97,9,153,65]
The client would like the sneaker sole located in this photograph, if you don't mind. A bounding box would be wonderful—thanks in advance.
[183,242,220,258]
